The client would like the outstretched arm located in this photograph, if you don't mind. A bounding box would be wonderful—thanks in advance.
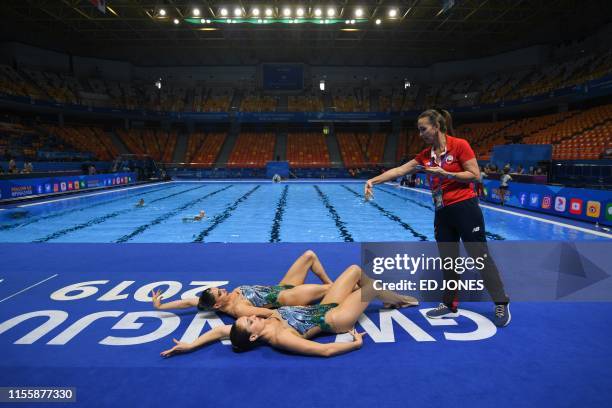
[160,325,231,357]
[365,159,420,199]
[151,289,198,310]
[275,329,364,357]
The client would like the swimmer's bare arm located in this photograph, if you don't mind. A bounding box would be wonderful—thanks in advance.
[275,329,365,357]
[365,160,419,199]
[160,325,231,357]
[234,304,275,318]
[151,289,198,310]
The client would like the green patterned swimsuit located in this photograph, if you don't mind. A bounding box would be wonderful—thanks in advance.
[238,285,294,308]
[277,303,339,335]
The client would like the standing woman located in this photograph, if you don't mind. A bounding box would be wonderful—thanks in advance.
[364,109,511,327]
[498,167,512,206]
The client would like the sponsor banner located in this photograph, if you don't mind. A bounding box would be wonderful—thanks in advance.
[37,150,94,160]
[0,172,136,201]
[483,179,611,226]
[412,174,611,226]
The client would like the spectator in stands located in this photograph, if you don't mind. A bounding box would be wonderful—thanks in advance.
[22,162,33,174]
[8,158,17,174]
[88,165,97,175]
[476,167,487,199]
[499,167,512,206]
[516,164,524,175]
[408,174,417,187]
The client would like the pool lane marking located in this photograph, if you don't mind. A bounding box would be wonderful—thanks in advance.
[18,182,171,207]
[376,185,506,240]
[270,185,289,243]
[0,185,176,232]
[342,185,428,241]
[313,186,354,242]
[32,184,208,243]
[0,274,58,303]
[193,185,261,243]
[393,184,612,239]
[115,185,233,243]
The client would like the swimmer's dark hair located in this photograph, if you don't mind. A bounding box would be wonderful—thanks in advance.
[197,289,216,311]
[229,322,257,352]
[418,108,454,135]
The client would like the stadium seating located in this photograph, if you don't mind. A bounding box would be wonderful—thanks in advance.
[288,95,324,112]
[115,129,177,162]
[241,93,278,112]
[336,133,369,167]
[227,133,275,168]
[286,133,330,167]
[185,132,226,165]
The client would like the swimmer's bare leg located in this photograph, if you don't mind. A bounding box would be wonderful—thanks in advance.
[358,273,418,308]
[279,250,333,286]
[277,284,331,306]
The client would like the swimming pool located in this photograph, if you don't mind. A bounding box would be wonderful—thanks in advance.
[0,181,608,243]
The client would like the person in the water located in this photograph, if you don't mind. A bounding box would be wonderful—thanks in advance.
[182,210,206,222]
[152,250,334,319]
[135,198,145,207]
[160,264,418,357]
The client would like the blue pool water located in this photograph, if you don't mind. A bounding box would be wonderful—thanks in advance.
[0,181,608,243]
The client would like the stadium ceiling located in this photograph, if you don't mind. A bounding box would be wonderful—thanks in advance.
[0,0,610,66]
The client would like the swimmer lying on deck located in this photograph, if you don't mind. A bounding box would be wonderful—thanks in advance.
[152,250,334,319]
[160,264,417,357]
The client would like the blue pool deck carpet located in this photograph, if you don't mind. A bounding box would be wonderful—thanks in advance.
[1,242,611,408]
